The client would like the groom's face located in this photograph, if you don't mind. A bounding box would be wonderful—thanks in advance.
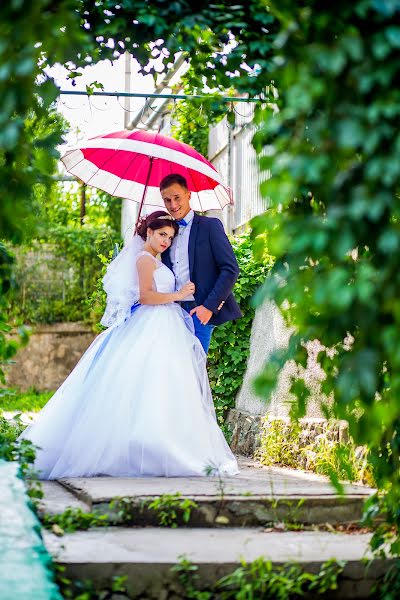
[161,183,191,221]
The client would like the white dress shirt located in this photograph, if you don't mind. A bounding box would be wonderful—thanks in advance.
[170,210,195,301]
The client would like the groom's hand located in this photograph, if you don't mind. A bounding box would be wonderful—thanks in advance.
[190,305,213,325]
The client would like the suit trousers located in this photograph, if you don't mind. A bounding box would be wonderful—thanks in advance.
[179,301,215,354]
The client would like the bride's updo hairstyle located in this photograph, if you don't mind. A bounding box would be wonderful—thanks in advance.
[135,210,179,241]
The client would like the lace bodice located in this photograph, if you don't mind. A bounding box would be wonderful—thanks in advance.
[138,251,175,294]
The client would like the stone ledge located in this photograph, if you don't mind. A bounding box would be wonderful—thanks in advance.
[50,458,373,527]
[5,322,96,391]
[226,409,349,457]
[32,322,93,335]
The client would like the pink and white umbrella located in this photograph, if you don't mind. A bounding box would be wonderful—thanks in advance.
[61,129,232,214]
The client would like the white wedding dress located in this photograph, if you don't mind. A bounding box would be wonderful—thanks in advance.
[20,250,238,479]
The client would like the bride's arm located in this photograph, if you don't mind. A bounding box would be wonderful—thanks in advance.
[137,255,194,305]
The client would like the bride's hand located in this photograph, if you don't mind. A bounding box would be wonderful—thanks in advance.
[176,281,195,300]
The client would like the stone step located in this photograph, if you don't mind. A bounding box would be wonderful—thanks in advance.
[40,458,374,527]
[43,526,390,599]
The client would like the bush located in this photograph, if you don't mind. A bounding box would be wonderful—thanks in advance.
[0,412,36,477]
[8,225,121,325]
[256,418,374,488]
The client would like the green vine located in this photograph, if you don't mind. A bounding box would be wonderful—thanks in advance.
[147,493,198,528]
[0,412,37,478]
[55,567,129,600]
[43,507,109,535]
[171,555,345,599]
[170,67,227,156]
[208,232,274,437]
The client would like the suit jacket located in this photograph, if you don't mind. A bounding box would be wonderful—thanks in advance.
[162,213,243,326]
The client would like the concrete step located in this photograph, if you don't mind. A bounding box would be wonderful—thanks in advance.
[43,526,389,599]
[40,458,374,527]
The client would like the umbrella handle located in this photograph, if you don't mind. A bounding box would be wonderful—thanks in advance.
[135,155,154,227]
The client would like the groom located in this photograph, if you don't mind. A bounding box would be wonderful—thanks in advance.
[160,173,242,353]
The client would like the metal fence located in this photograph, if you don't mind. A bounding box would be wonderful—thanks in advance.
[208,109,270,233]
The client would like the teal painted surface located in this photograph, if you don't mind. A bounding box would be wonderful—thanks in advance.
[0,460,62,600]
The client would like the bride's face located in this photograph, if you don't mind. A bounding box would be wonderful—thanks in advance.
[148,226,175,254]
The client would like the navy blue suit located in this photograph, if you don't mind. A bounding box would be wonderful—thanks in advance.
[162,214,242,326]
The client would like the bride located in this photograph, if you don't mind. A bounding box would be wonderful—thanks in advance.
[20,211,239,479]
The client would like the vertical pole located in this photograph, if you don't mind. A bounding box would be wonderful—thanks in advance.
[80,183,86,226]
[122,50,136,237]
[227,127,234,234]
[124,51,131,129]
[79,182,86,292]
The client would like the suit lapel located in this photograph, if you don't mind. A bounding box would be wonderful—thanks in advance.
[188,213,200,279]
[162,247,172,271]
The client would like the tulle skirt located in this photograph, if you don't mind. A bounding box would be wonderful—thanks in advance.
[19,304,238,479]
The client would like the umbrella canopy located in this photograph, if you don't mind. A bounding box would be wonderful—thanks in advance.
[61,130,232,213]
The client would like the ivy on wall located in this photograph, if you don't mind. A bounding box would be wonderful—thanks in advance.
[208,232,274,433]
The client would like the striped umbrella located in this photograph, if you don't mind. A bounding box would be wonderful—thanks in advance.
[61,129,232,216]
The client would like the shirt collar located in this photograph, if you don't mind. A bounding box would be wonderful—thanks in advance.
[182,210,194,225]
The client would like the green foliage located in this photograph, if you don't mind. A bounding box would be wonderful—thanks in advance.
[217,557,344,599]
[107,496,137,527]
[147,492,198,528]
[372,559,400,599]
[248,0,400,564]
[8,225,120,325]
[256,418,374,488]
[0,0,79,243]
[56,566,129,600]
[171,556,213,600]
[75,2,277,97]
[0,243,29,386]
[170,67,228,156]
[86,246,117,332]
[0,412,37,477]
[208,232,274,432]
[43,507,109,535]
[6,180,122,326]
[171,555,345,599]
[39,183,122,232]
[4,1,399,589]
[43,494,198,533]
[0,389,52,412]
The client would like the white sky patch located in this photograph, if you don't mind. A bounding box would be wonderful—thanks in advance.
[48,54,155,148]
[47,52,187,176]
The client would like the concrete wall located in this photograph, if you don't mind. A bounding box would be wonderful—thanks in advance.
[5,322,95,392]
[235,301,327,418]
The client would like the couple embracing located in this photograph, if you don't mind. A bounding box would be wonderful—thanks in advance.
[21,174,242,479]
